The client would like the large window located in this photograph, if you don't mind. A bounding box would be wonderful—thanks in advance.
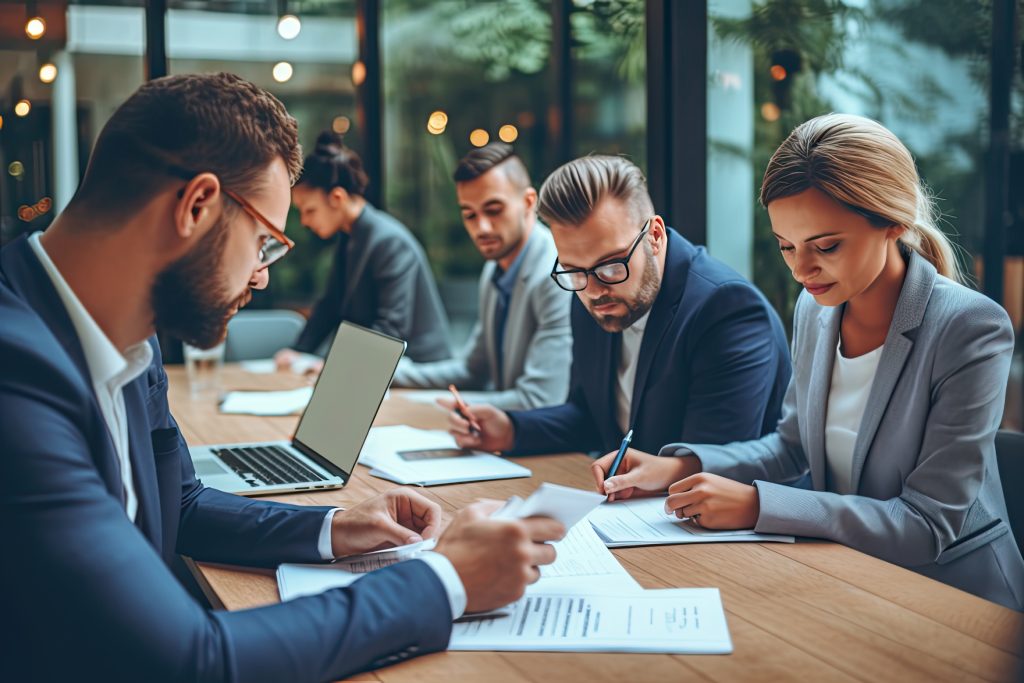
[706,0,1024,425]
[165,3,359,311]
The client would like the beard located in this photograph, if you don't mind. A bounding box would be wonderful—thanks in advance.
[151,213,251,349]
[585,242,660,333]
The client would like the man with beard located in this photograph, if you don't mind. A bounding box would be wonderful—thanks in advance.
[445,155,792,469]
[0,73,564,683]
[391,143,572,409]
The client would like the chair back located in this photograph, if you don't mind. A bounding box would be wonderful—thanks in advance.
[224,309,306,361]
[995,429,1024,558]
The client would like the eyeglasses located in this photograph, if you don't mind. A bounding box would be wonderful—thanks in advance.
[173,172,295,267]
[550,219,651,292]
[221,188,295,267]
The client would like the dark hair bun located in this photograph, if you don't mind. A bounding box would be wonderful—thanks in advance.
[314,130,344,156]
[297,128,370,197]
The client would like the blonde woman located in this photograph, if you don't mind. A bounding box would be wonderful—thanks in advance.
[592,114,1024,609]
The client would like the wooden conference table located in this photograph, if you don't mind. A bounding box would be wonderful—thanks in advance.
[168,365,1024,683]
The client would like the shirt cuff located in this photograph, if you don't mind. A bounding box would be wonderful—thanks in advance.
[416,551,467,619]
[317,508,343,560]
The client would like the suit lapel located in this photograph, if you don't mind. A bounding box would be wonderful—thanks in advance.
[122,380,162,547]
[849,252,935,492]
[808,305,841,491]
[629,230,690,427]
[479,263,499,387]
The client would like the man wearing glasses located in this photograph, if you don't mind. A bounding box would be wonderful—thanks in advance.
[0,73,564,682]
[447,155,792,474]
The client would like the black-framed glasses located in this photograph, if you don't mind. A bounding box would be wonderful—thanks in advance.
[550,219,651,292]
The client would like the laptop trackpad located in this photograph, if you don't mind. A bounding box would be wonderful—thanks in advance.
[194,458,230,477]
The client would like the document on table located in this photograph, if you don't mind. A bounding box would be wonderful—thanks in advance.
[279,491,636,602]
[449,588,733,654]
[218,386,313,416]
[359,425,530,486]
[589,497,795,546]
[240,354,322,375]
[398,389,492,405]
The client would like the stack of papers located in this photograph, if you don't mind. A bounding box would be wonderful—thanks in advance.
[240,354,322,375]
[358,425,530,486]
[398,389,492,405]
[277,484,734,654]
[218,386,313,416]
[588,497,795,546]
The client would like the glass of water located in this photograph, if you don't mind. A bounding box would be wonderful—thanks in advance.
[183,342,225,400]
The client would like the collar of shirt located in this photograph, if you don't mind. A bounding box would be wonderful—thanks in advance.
[622,308,651,342]
[491,240,528,297]
[28,232,153,389]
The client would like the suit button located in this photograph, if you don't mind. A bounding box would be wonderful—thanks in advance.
[409,646,419,653]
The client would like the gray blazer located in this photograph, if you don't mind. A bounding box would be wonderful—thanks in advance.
[392,225,572,410]
[293,204,452,362]
[662,251,1024,610]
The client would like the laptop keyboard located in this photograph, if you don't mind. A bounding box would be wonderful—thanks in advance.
[212,445,329,487]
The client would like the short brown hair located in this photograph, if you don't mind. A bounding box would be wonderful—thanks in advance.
[453,142,531,190]
[70,72,302,219]
[537,155,653,226]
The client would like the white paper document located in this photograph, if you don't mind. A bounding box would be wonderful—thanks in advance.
[449,588,733,654]
[360,425,529,486]
[589,497,795,546]
[493,483,606,530]
[278,515,636,602]
[239,354,322,375]
[399,389,492,405]
[218,386,313,416]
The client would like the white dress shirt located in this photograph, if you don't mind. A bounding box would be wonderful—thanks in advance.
[824,339,883,494]
[29,232,150,521]
[31,232,466,617]
[615,310,651,434]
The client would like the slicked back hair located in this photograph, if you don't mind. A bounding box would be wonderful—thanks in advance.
[537,155,654,227]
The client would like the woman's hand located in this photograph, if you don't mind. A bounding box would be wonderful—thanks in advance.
[664,472,760,530]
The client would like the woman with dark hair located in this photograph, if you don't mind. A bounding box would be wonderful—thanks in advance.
[275,131,452,367]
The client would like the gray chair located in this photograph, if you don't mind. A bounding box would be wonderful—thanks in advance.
[995,429,1024,558]
[224,309,306,361]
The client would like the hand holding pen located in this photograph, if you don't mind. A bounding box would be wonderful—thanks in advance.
[438,387,516,452]
[447,384,482,436]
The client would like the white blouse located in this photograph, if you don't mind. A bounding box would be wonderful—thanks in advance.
[824,340,883,494]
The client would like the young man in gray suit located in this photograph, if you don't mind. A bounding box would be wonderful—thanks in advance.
[392,143,572,410]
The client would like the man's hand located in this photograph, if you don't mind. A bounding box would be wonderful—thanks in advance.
[274,348,300,371]
[664,472,760,530]
[591,448,700,501]
[433,500,566,613]
[437,399,515,452]
[330,488,442,558]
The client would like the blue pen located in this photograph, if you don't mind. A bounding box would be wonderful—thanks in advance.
[606,428,633,480]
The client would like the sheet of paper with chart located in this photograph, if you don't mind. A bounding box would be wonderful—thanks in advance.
[449,588,733,654]
[588,497,795,547]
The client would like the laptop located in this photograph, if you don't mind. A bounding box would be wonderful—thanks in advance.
[188,322,406,495]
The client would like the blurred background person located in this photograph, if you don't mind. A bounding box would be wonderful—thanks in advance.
[391,143,572,410]
[275,131,452,369]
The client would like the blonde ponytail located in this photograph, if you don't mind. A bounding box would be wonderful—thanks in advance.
[761,113,965,283]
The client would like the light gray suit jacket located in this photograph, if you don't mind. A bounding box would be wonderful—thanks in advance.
[392,225,572,410]
[662,251,1024,610]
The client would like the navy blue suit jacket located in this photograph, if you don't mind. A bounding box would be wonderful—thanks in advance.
[0,235,451,682]
[508,228,791,456]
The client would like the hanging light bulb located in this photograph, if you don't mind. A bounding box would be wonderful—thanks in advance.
[277,14,301,40]
[25,16,46,40]
[39,63,58,84]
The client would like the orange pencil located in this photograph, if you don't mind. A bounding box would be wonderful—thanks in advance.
[448,384,482,437]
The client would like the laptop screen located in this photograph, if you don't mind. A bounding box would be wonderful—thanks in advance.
[292,322,406,474]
